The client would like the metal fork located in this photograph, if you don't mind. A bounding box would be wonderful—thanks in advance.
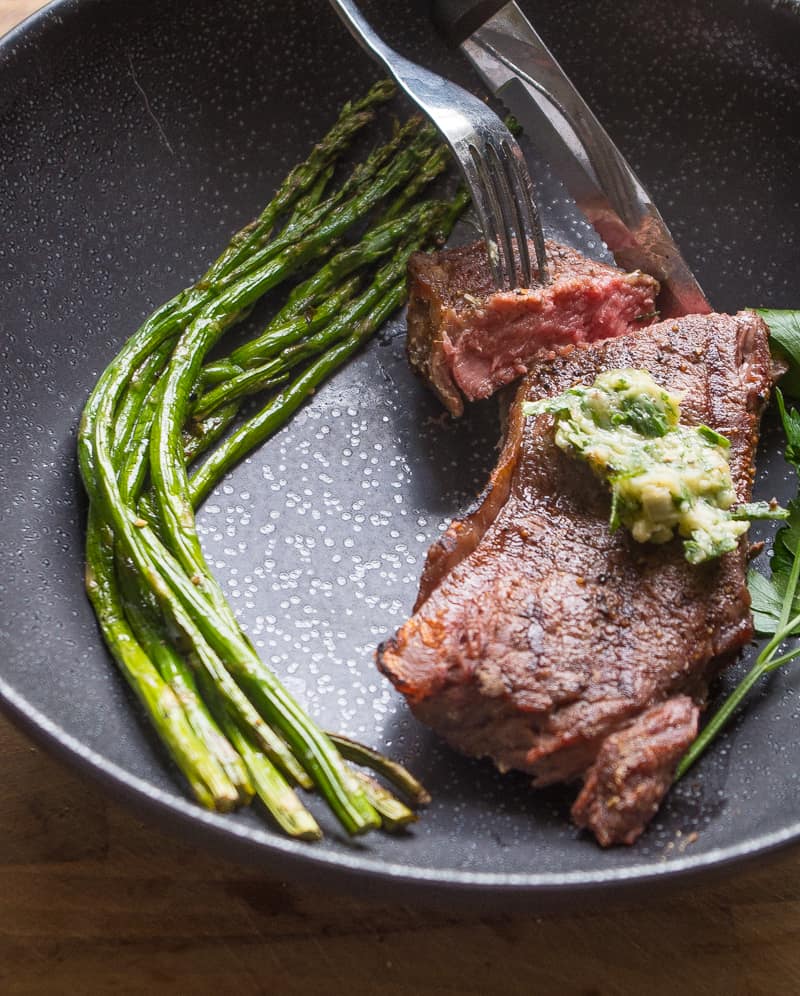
[328,0,548,289]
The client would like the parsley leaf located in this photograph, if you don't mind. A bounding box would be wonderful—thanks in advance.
[747,567,786,634]
[615,394,671,437]
[760,309,800,398]
[749,502,800,637]
[776,388,800,468]
[748,388,800,635]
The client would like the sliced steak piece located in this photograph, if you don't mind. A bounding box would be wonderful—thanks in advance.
[406,239,660,416]
[378,311,774,846]
[571,697,699,846]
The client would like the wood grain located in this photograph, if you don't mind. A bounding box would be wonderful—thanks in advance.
[3,1,800,992]
[0,0,39,35]
[3,714,800,995]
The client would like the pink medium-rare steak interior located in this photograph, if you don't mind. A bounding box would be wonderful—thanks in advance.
[406,239,660,416]
[379,311,775,846]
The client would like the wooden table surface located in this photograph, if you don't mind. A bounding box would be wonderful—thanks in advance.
[3,2,800,993]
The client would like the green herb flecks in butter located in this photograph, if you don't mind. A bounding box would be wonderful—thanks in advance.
[523,368,787,564]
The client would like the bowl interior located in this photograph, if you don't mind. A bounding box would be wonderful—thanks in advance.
[1,0,799,901]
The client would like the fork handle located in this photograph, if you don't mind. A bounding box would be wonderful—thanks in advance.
[431,0,507,46]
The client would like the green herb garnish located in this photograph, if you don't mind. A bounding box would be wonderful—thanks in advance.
[677,311,800,779]
[759,309,800,398]
[523,368,786,564]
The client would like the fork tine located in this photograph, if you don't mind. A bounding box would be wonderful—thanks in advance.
[465,143,510,290]
[501,139,548,284]
[483,142,517,288]
[328,0,548,290]
[460,150,504,288]
[485,140,526,288]
[499,148,533,286]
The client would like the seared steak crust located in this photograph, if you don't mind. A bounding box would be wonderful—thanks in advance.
[571,697,699,846]
[406,239,660,416]
[379,311,774,846]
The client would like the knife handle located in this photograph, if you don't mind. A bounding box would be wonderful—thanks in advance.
[431,0,508,46]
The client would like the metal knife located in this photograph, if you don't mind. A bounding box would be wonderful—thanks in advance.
[432,0,712,317]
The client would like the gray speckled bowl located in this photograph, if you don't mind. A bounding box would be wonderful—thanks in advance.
[1,0,799,907]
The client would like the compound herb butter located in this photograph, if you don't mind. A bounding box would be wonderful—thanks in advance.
[524,368,785,564]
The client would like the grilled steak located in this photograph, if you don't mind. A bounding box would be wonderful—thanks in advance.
[571,697,699,846]
[406,239,660,416]
[379,311,775,846]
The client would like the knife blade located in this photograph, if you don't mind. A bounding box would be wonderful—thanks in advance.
[433,0,712,317]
